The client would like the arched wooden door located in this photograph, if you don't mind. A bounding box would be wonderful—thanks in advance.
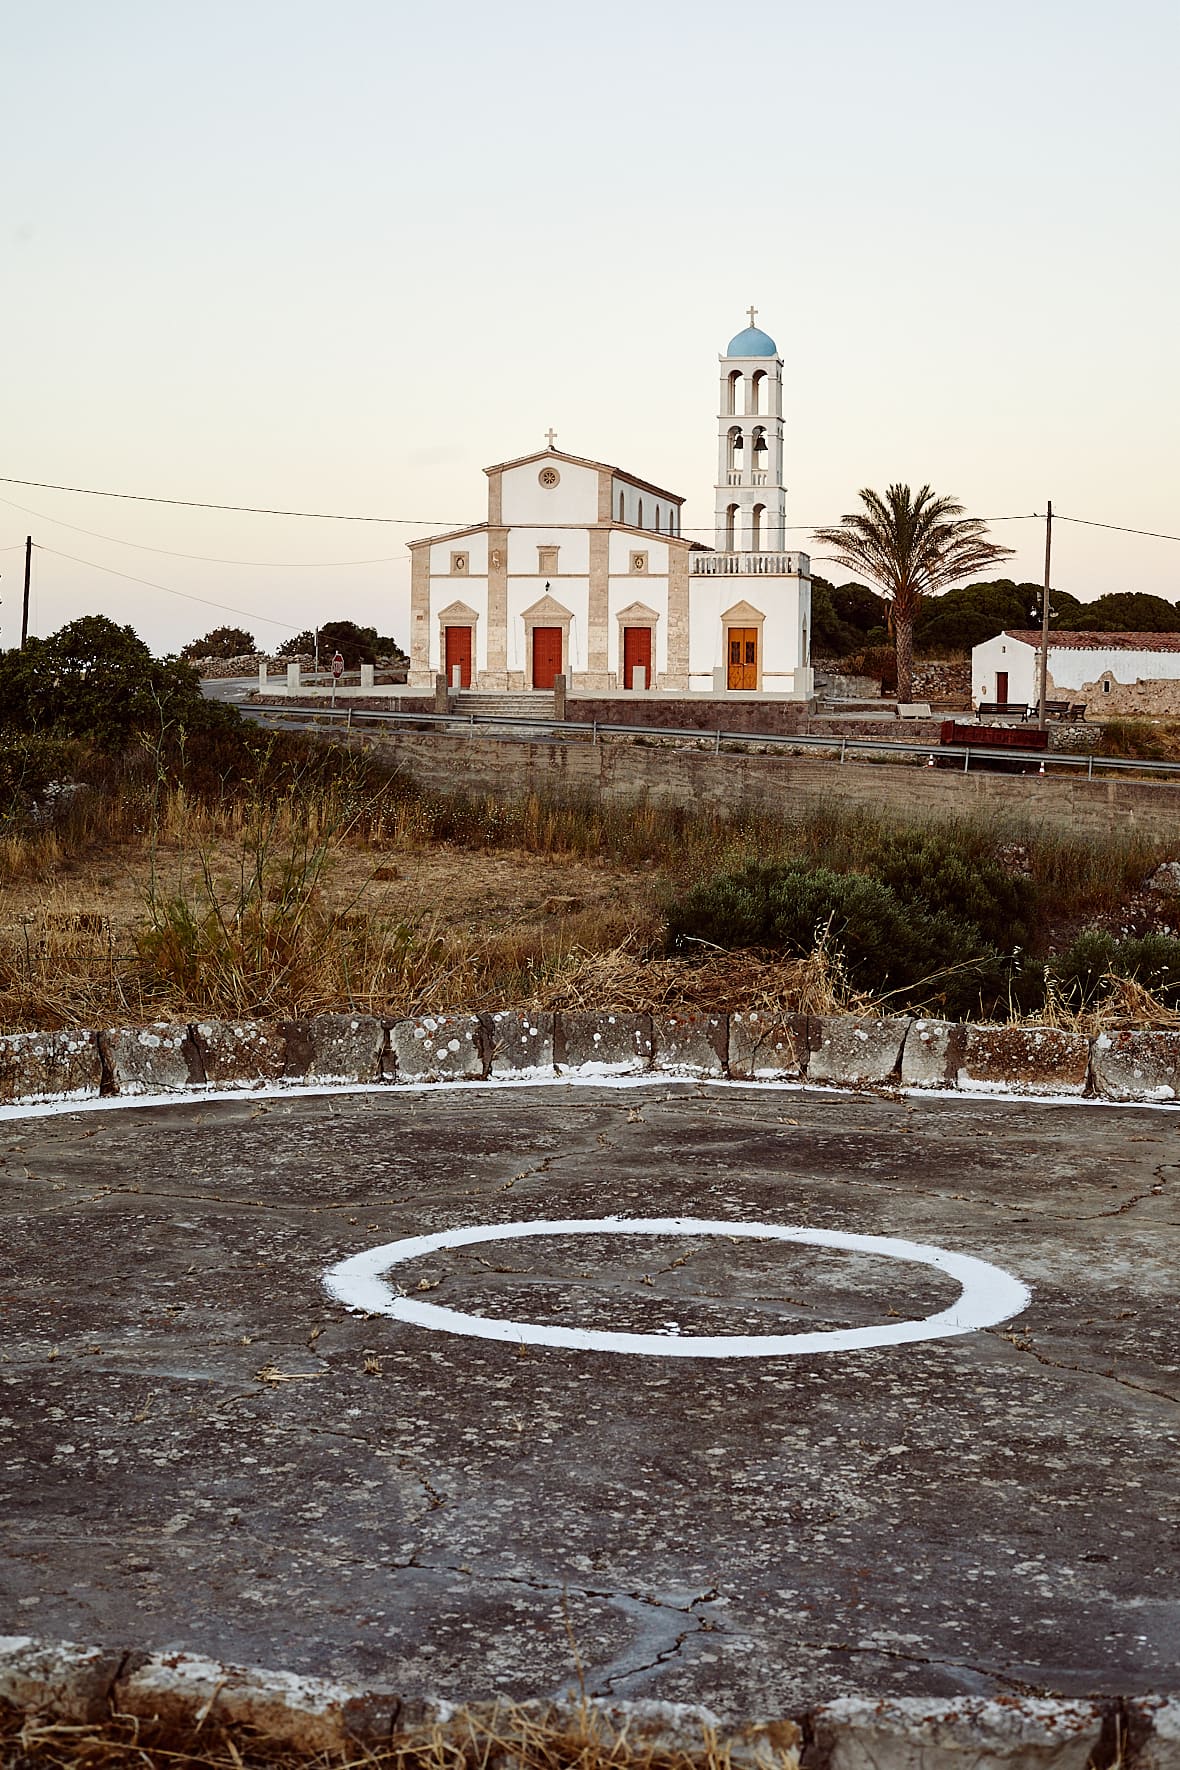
[727,627,758,690]
[444,626,472,689]
[532,626,563,690]
[622,626,652,691]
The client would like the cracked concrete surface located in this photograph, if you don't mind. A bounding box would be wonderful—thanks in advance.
[1,1083,1177,1719]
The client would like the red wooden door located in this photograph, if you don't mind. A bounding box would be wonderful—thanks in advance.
[622,626,652,690]
[996,670,1009,703]
[532,626,563,690]
[727,627,758,690]
[444,626,472,689]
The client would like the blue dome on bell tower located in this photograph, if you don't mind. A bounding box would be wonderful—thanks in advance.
[725,324,778,357]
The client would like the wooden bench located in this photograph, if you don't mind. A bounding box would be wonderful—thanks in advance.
[1035,700,1087,721]
[975,701,1033,721]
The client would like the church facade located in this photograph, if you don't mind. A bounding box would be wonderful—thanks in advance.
[408,318,813,699]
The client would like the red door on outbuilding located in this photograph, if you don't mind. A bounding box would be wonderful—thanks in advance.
[444,626,472,689]
[532,626,563,690]
[622,626,652,691]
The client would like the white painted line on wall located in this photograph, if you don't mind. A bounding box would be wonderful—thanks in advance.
[323,1216,1031,1359]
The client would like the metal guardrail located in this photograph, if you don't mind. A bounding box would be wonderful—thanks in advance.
[245,700,1180,782]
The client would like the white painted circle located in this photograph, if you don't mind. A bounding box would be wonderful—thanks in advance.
[323,1216,1030,1359]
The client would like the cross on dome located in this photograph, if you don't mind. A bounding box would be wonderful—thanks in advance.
[747,305,757,328]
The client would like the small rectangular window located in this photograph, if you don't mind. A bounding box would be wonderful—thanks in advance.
[538,546,559,575]
[1103,679,1111,693]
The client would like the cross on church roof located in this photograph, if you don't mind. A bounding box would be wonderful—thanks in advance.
[545,428,557,448]
[747,305,758,328]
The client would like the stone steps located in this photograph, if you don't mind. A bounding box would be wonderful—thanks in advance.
[451,693,556,719]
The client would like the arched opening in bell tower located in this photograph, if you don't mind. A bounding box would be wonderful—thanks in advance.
[750,370,766,414]
[725,503,738,552]
[751,503,765,552]
[727,370,742,415]
[727,427,744,478]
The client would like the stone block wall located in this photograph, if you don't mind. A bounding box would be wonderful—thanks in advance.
[564,696,812,735]
[2,1011,1178,1106]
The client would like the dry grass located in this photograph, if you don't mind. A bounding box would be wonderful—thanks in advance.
[1024,973,1180,1035]
[1,1701,800,1770]
[530,941,871,1018]
[1,735,1176,1032]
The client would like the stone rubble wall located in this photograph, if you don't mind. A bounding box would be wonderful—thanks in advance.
[0,1013,1177,1106]
[1,1634,1177,1766]
[912,659,973,701]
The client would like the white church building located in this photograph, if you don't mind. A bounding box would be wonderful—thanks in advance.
[407,317,814,700]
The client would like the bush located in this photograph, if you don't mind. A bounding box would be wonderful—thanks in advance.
[867,829,1038,953]
[0,732,76,821]
[0,616,230,746]
[664,860,1040,1017]
[1050,931,1180,1007]
[180,625,257,660]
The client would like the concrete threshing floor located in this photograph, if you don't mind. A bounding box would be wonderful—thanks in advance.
[2,1083,1177,1717]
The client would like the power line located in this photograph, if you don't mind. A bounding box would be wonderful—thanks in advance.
[0,494,403,567]
[0,473,1048,536]
[5,472,1179,546]
[1052,513,1180,545]
[0,474,464,526]
[34,546,304,631]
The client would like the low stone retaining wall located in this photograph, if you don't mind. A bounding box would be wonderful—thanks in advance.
[565,696,812,735]
[0,1013,1177,1106]
[1,1635,1176,1766]
[351,730,1180,839]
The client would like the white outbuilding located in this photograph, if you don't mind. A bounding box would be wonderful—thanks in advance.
[972,630,1180,715]
[407,316,813,700]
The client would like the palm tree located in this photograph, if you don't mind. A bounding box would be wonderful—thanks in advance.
[812,485,1014,703]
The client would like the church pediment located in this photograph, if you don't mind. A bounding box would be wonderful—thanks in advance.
[437,599,479,622]
[615,601,659,623]
[720,599,765,622]
[521,593,573,621]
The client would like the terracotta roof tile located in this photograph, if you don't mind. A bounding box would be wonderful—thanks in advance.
[1002,630,1180,653]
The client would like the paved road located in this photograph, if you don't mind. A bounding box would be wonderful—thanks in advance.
[2,1083,1176,1716]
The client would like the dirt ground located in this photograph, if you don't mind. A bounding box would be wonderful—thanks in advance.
[2,837,657,952]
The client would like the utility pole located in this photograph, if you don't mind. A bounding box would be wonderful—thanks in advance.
[21,536,31,649]
[1037,502,1052,730]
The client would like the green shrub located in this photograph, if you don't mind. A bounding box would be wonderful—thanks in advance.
[867,829,1038,952]
[664,860,1041,1017]
[0,732,76,819]
[1051,930,1180,1006]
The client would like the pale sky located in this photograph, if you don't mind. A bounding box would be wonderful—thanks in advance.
[3,0,1178,655]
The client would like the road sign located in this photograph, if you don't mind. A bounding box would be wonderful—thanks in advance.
[331,652,345,679]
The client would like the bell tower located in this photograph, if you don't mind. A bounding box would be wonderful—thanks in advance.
[715,308,786,553]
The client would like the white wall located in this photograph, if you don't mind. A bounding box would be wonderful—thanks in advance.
[686,568,811,696]
[607,580,669,678]
[427,576,489,672]
[500,460,599,525]
[610,477,681,535]
[1046,646,1180,690]
[505,577,590,674]
[507,526,591,574]
[428,531,488,575]
[607,532,670,575]
[971,635,1037,705]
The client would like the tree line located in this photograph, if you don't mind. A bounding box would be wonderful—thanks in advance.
[179,621,408,668]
